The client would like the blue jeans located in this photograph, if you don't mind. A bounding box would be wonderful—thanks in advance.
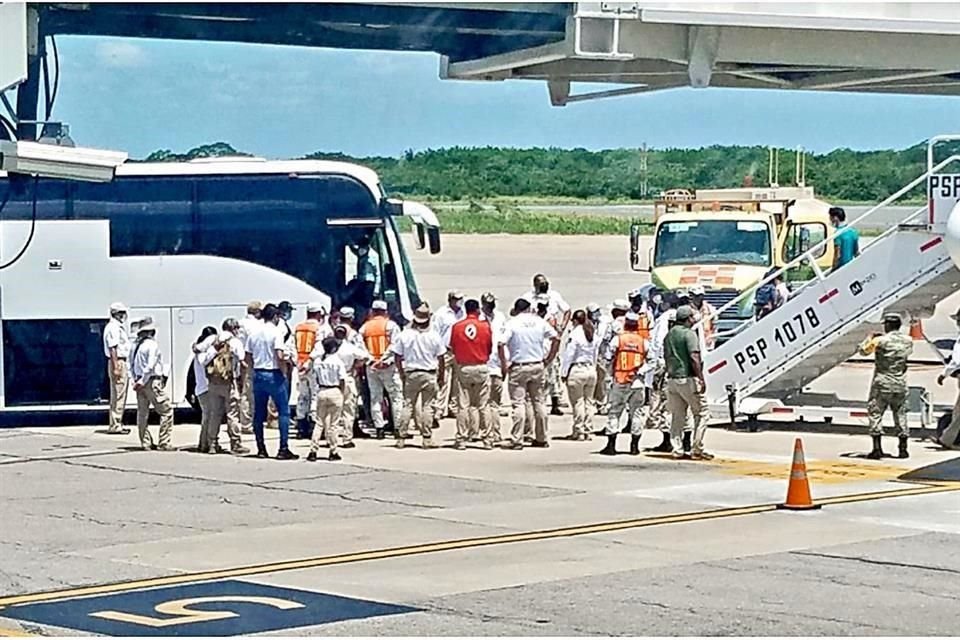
[253,369,290,451]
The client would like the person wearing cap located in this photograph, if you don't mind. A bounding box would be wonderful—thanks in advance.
[293,303,333,440]
[586,303,608,416]
[245,303,298,460]
[523,275,571,417]
[130,317,175,451]
[501,298,560,449]
[360,300,403,438]
[596,299,630,425]
[336,306,363,347]
[481,293,509,442]
[562,309,600,441]
[199,318,249,455]
[331,323,370,448]
[392,304,445,448]
[103,302,132,435]
[238,301,263,434]
[449,299,495,450]
[689,285,717,351]
[307,336,348,462]
[664,305,712,460]
[644,297,678,453]
[433,291,466,420]
[859,314,914,459]
[600,311,652,455]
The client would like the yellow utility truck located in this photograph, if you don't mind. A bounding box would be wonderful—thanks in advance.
[630,185,835,341]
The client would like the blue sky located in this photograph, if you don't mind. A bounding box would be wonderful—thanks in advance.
[48,36,960,159]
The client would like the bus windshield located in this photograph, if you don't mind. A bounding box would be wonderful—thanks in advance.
[654,219,772,267]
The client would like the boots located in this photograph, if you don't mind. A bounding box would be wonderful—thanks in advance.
[866,434,885,460]
[600,434,618,456]
[682,431,692,455]
[550,396,563,416]
[898,435,909,459]
[651,431,673,453]
[629,435,641,456]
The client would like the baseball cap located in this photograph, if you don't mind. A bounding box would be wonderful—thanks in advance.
[109,302,127,314]
[625,311,640,322]
[307,302,327,314]
[675,305,694,321]
[338,306,355,319]
[612,299,630,312]
[137,316,156,333]
[481,292,496,304]
[371,300,388,311]
[627,287,645,300]
[883,313,902,322]
[448,290,464,300]
[586,302,601,314]
[278,301,294,312]
[690,285,706,296]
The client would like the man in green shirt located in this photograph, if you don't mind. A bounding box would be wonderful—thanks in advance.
[664,306,712,460]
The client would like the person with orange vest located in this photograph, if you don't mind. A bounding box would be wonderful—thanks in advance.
[293,303,333,439]
[600,311,652,456]
[448,299,495,450]
[359,300,403,437]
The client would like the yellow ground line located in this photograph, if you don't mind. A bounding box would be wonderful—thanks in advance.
[0,627,37,637]
[1,482,958,610]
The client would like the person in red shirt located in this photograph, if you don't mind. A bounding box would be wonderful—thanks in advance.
[448,299,495,450]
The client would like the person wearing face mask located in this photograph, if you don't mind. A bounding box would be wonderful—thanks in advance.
[587,303,608,416]
[103,302,132,435]
[524,274,571,417]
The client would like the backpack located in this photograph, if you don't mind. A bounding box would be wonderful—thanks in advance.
[205,341,235,385]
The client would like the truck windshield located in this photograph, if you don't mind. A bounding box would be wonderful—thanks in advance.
[654,219,772,267]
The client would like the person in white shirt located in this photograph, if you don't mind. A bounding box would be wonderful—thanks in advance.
[307,336,348,462]
[645,304,678,453]
[500,298,560,449]
[331,323,370,447]
[237,300,263,435]
[393,305,447,449]
[596,299,630,422]
[523,274,571,416]
[432,290,466,419]
[245,303,298,460]
[936,308,960,450]
[561,310,600,441]
[130,317,174,451]
[103,302,132,435]
[481,293,508,443]
[199,318,250,456]
[191,325,220,453]
[587,303,608,416]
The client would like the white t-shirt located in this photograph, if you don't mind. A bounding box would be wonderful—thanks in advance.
[192,334,217,396]
[312,354,348,387]
[131,337,165,385]
[333,340,370,371]
[522,289,570,324]
[484,309,509,375]
[392,328,447,371]
[103,318,131,359]
[245,321,286,370]
[560,325,598,377]
[433,305,465,345]
[504,313,558,365]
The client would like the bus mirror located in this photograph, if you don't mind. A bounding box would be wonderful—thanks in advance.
[427,227,441,254]
[630,223,650,272]
[413,223,426,250]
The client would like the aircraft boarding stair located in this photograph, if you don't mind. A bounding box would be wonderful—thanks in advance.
[702,148,960,417]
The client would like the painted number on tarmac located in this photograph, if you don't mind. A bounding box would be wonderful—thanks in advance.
[90,596,304,628]
[733,306,821,374]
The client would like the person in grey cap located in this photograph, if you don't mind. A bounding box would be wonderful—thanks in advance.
[664,305,712,460]
[858,313,914,459]
[433,290,466,419]
[103,302,132,435]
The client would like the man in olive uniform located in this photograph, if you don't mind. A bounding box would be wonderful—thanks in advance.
[857,313,914,459]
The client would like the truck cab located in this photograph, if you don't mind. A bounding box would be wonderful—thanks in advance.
[630,186,835,342]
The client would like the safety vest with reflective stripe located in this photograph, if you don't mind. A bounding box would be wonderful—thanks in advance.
[634,313,651,341]
[361,316,390,359]
[613,331,646,385]
[294,320,321,366]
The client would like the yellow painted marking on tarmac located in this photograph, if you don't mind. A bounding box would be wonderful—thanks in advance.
[0,627,37,637]
[1,482,958,610]
[713,458,910,484]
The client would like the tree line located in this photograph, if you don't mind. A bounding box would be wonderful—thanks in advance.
[144,141,960,202]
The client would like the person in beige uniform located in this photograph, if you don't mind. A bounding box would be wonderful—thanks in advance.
[131,317,174,451]
[199,318,250,455]
[332,323,369,448]
[392,305,446,449]
[102,302,132,435]
[307,336,348,462]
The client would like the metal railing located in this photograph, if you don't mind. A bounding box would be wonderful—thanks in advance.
[699,153,960,334]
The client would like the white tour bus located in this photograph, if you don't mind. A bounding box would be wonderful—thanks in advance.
[0,158,440,413]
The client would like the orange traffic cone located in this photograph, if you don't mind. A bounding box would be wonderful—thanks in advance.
[777,438,822,511]
[909,319,925,341]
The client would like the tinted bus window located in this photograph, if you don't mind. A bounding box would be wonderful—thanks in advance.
[73,178,194,255]
[0,178,68,220]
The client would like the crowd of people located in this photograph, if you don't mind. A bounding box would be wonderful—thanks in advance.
[100,274,722,462]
